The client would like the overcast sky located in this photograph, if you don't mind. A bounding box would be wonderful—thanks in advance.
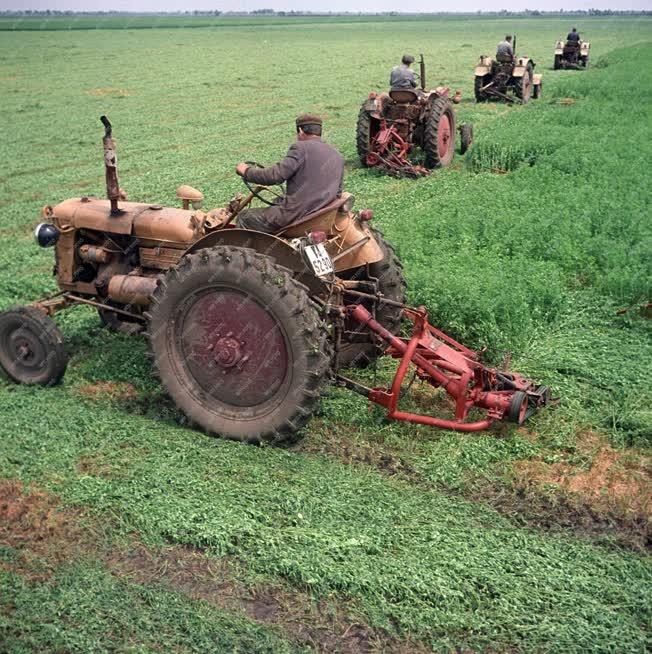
[2,0,650,12]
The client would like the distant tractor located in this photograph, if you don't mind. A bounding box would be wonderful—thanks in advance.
[474,36,542,104]
[357,55,471,178]
[554,38,590,69]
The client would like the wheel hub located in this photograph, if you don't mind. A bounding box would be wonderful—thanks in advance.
[8,330,43,369]
[179,289,289,407]
[438,114,452,159]
[212,334,244,369]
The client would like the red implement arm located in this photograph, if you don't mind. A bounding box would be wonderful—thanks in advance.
[343,305,551,432]
[366,120,429,178]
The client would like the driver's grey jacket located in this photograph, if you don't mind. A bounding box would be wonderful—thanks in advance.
[496,41,514,59]
[243,138,344,230]
[390,64,417,89]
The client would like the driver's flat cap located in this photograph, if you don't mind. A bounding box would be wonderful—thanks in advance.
[296,113,322,128]
[402,54,415,64]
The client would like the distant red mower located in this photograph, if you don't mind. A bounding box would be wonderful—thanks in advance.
[356,55,472,178]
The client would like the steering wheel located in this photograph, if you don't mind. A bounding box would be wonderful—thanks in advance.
[241,161,286,207]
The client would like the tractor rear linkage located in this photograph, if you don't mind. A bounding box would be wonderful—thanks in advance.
[337,301,552,432]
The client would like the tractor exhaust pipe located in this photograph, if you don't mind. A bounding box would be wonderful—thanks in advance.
[100,115,122,216]
[419,53,426,91]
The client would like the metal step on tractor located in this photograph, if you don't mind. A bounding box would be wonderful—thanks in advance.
[474,36,542,104]
[554,38,590,69]
[0,117,552,444]
[356,55,473,178]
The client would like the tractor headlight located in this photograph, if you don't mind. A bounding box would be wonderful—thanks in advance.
[34,223,60,247]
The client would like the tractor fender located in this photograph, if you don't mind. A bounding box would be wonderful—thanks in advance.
[514,57,534,77]
[184,228,328,298]
[580,42,590,55]
[533,73,542,85]
[474,65,491,76]
[362,97,376,113]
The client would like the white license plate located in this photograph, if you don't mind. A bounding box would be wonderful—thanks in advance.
[304,243,334,276]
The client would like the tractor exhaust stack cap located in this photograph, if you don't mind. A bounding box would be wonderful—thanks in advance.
[100,115,123,216]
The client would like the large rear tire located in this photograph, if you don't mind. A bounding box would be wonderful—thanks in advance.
[474,75,490,102]
[356,107,372,167]
[337,228,407,369]
[423,97,456,169]
[147,246,331,444]
[0,306,68,386]
[554,55,562,70]
[515,64,533,104]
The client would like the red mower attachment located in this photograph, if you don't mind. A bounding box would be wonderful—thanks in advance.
[366,120,430,178]
[340,305,552,432]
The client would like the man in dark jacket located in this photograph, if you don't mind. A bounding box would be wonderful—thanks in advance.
[567,27,581,43]
[235,114,344,234]
[496,36,514,62]
[390,55,417,89]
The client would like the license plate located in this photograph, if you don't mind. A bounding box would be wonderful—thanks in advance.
[304,243,334,276]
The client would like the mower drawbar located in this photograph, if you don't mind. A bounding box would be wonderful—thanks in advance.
[340,304,551,432]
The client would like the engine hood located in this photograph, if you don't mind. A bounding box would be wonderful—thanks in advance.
[52,197,198,246]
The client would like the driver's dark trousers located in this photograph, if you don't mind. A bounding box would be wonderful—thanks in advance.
[237,207,280,234]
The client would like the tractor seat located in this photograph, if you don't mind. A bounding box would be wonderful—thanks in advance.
[274,195,349,236]
[389,88,419,104]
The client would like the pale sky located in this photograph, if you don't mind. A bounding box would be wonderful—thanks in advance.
[2,0,651,12]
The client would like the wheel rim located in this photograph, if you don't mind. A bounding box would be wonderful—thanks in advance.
[175,287,290,411]
[437,112,452,159]
[0,319,47,376]
[517,395,528,424]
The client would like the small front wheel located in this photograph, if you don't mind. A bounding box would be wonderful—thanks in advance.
[533,81,542,99]
[0,306,68,385]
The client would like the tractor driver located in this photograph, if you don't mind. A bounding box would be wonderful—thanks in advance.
[390,54,418,89]
[566,27,581,43]
[496,35,514,63]
[235,114,344,234]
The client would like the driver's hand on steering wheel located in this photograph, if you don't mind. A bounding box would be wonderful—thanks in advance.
[235,162,249,177]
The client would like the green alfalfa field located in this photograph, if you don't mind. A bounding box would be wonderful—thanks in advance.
[0,14,651,653]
